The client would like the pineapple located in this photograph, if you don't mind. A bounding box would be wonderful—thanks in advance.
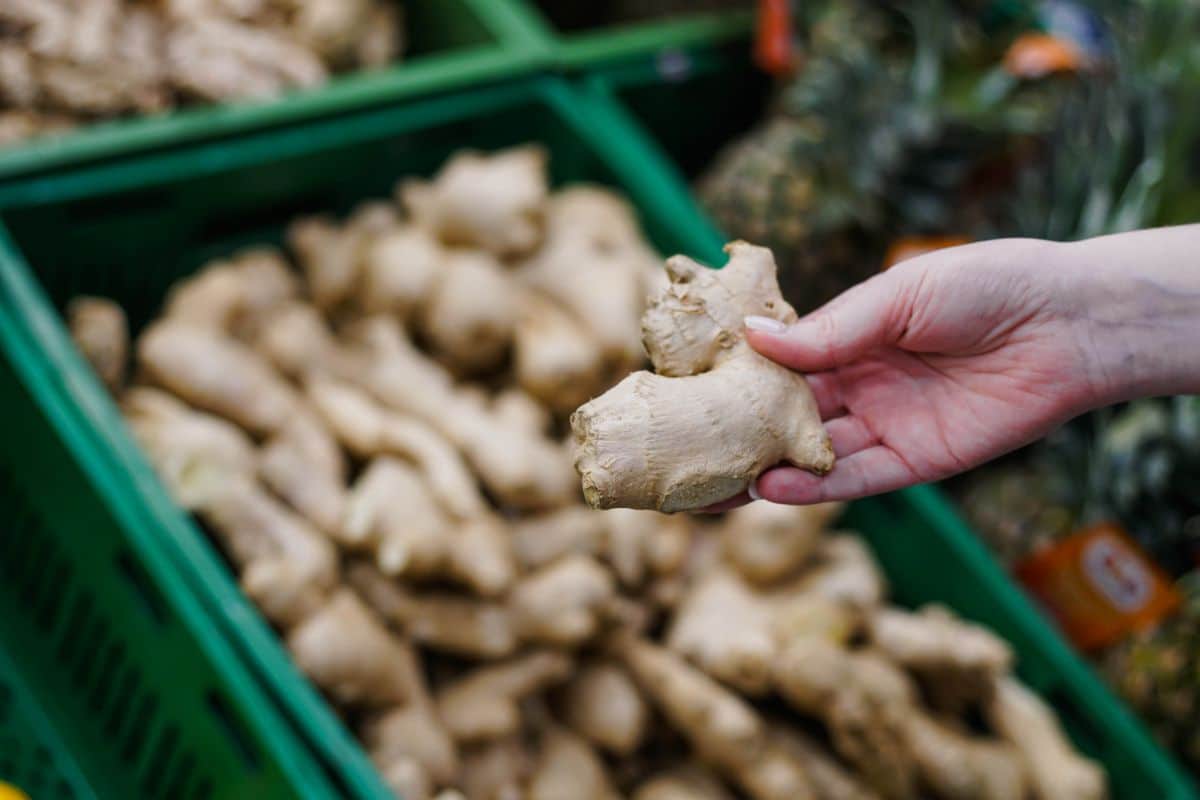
[1102,572,1200,773]
[698,0,1041,310]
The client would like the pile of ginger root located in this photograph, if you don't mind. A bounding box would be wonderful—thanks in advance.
[0,0,402,146]
[67,144,1106,800]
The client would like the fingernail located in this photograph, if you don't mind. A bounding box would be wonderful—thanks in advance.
[748,479,762,501]
[744,315,786,334]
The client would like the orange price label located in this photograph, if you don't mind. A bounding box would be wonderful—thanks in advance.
[1013,523,1180,651]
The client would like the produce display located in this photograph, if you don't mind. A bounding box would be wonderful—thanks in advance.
[64,145,1105,800]
[0,0,403,146]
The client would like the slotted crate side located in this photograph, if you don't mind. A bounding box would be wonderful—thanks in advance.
[0,644,94,800]
[572,73,1198,799]
[500,0,753,69]
[0,0,547,184]
[0,77,725,800]
[0,305,342,800]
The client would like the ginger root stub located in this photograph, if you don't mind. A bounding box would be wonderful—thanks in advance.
[570,241,834,512]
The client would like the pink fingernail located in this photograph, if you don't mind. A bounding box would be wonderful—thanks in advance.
[748,479,762,501]
[744,315,786,333]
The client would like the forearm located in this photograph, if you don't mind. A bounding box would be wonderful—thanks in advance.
[1059,225,1200,404]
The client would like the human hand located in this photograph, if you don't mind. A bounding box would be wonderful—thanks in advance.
[713,237,1112,508]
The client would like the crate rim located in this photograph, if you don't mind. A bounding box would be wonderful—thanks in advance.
[0,0,550,184]
[500,0,753,69]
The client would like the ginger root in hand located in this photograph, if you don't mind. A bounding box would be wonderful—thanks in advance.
[571,242,834,511]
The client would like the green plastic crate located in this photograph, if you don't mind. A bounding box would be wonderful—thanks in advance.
[503,0,753,70]
[0,307,344,798]
[0,0,547,183]
[0,73,1193,799]
[574,68,1200,798]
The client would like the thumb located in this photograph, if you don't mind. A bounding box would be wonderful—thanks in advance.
[744,270,905,372]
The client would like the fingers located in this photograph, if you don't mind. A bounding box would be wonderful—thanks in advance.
[752,446,920,504]
[805,371,845,419]
[745,269,905,372]
[825,414,878,458]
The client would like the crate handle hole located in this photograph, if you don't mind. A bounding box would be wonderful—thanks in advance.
[116,551,168,627]
[206,691,261,773]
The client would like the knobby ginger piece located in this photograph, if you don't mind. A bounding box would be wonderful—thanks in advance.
[901,713,1027,800]
[667,567,777,694]
[436,651,573,742]
[351,317,576,510]
[571,242,833,511]
[287,202,397,312]
[722,501,842,584]
[986,677,1107,800]
[603,507,691,587]
[163,247,298,334]
[528,726,620,800]
[460,737,534,800]
[287,589,415,708]
[618,638,815,800]
[122,387,257,508]
[509,554,616,647]
[358,226,443,317]
[195,477,337,627]
[165,16,327,102]
[513,292,607,413]
[798,535,887,609]
[633,764,735,800]
[519,230,647,374]
[259,409,347,535]
[869,605,1013,712]
[377,758,431,800]
[138,319,298,435]
[419,249,519,373]
[68,296,127,394]
[563,661,648,756]
[348,562,517,659]
[769,725,880,800]
[401,145,548,256]
[305,373,488,520]
[341,456,449,573]
[773,640,919,800]
[510,507,611,571]
[359,633,458,788]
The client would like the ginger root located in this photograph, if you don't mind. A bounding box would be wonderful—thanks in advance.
[418,249,519,374]
[986,677,1107,800]
[509,554,617,647]
[67,296,128,394]
[436,651,573,742]
[562,660,649,756]
[401,145,548,257]
[287,589,415,708]
[527,726,620,800]
[196,476,338,627]
[571,242,834,511]
[634,764,735,800]
[122,387,257,507]
[721,501,842,585]
[138,319,298,435]
[348,562,517,659]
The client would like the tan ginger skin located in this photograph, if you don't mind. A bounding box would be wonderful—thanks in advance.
[67,296,128,394]
[562,660,649,756]
[571,241,834,512]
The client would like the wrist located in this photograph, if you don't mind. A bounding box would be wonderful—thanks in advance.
[1058,228,1200,406]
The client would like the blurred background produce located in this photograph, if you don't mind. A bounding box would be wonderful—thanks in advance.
[65,145,1105,800]
[0,0,403,146]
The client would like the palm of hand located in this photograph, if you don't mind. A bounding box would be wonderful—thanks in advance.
[751,246,1098,505]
